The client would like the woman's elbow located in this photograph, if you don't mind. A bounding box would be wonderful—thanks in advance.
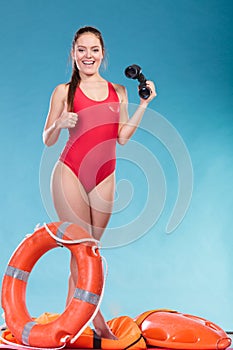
[117,135,129,146]
[117,123,130,145]
[42,132,53,147]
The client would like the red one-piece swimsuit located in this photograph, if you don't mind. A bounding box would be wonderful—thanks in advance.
[59,81,120,193]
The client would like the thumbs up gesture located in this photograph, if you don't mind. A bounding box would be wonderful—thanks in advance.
[57,101,78,129]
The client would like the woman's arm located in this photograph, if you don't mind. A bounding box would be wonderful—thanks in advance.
[42,84,78,146]
[116,81,157,145]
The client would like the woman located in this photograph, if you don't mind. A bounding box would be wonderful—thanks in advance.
[43,26,156,339]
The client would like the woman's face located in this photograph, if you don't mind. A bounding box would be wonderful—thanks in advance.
[73,33,104,75]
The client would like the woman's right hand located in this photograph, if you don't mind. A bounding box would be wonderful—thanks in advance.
[56,102,78,129]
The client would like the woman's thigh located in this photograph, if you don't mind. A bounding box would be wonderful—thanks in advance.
[88,172,115,240]
[51,161,92,235]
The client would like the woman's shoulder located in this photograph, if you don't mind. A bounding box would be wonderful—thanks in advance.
[51,83,69,101]
[53,83,69,95]
[111,82,127,102]
[111,82,125,92]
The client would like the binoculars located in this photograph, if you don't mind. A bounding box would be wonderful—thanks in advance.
[124,64,151,100]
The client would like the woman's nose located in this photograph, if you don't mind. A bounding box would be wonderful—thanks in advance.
[86,50,92,58]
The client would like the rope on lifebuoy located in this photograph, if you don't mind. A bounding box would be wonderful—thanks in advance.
[43,222,100,246]
[43,222,100,256]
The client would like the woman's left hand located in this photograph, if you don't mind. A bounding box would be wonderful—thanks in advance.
[139,80,157,106]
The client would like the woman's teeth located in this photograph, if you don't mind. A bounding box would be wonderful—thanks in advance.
[83,61,94,65]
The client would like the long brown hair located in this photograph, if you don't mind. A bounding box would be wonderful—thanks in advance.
[67,26,105,111]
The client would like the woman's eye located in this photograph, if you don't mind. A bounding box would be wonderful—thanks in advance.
[93,49,99,52]
[78,49,85,52]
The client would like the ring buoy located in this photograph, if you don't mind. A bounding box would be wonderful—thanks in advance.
[1,222,104,348]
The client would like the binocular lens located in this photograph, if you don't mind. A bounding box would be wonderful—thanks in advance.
[124,65,141,79]
[139,86,151,100]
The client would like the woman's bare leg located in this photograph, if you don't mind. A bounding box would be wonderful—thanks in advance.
[51,161,92,305]
[88,172,117,339]
[51,163,116,338]
[51,161,92,234]
[88,172,115,240]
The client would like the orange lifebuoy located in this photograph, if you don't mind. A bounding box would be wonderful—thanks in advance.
[1,222,104,348]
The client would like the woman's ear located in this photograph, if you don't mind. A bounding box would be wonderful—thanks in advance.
[71,48,75,60]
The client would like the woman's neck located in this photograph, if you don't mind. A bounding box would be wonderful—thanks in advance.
[79,71,104,82]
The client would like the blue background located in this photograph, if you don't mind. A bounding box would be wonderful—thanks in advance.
[0,0,233,331]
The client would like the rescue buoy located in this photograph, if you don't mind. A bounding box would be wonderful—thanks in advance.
[135,309,231,349]
[1,222,104,348]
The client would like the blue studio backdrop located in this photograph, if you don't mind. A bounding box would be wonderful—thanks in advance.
[0,0,233,331]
